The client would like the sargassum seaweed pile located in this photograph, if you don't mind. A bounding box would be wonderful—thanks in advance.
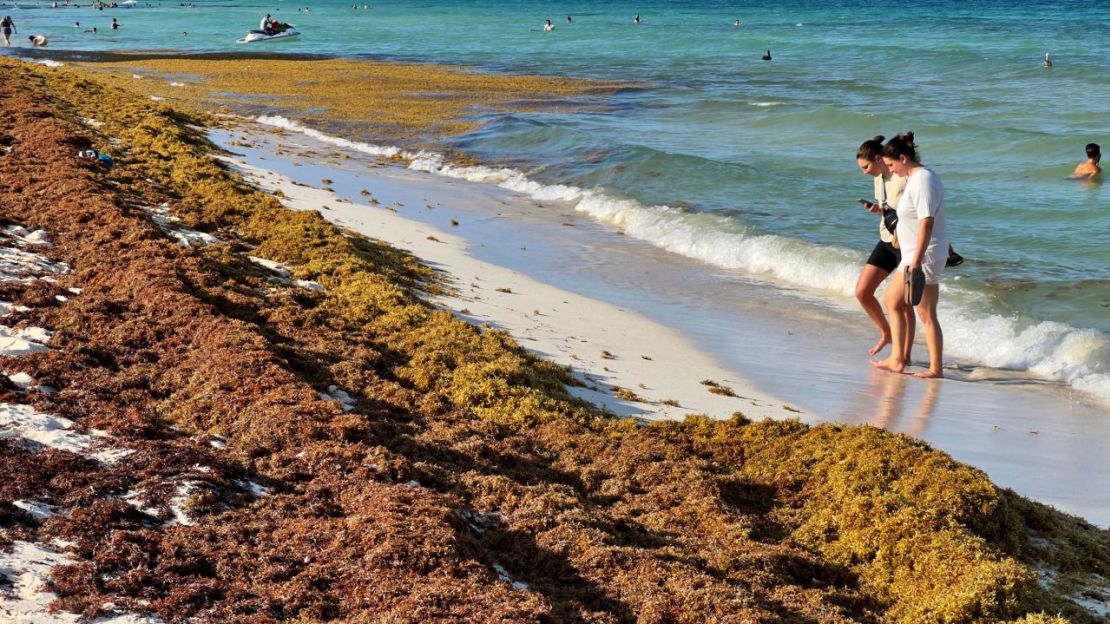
[1,57,1109,623]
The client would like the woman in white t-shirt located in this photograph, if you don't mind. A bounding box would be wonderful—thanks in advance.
[871,132,948,378]
[854,135,914,359]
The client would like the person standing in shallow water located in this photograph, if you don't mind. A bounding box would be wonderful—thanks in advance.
[872,132,949,379]
[1,16,16,46]
[854,135,915,360]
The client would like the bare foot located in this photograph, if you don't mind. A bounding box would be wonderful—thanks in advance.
[913,369,943,379]
[870,358,905,374]
[869,335,891,356]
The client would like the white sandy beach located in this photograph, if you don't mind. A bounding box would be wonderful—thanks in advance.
[223,146,795,424]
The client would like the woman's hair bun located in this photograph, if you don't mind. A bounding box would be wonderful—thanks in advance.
[882,132,920,162]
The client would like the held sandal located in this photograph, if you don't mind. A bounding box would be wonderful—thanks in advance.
[905,266,926,306]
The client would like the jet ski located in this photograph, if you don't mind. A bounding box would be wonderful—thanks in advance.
[237,28,300,44]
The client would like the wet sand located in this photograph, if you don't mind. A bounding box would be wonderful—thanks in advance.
[218,121,1110,528]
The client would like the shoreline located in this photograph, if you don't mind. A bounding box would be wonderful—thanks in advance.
[218,118,1110,529]
[37,56,1110,412]
[218,128,796,424]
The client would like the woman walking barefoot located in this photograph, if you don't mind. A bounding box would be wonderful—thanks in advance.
[871,133,948,378]
[855,136,915,359]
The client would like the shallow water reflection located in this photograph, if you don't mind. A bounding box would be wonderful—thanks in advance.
[869,372,941,438]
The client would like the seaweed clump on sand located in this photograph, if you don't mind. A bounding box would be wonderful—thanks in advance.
[1,57,1108,623]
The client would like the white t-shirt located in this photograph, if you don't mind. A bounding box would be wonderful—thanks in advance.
[895,166,947,265]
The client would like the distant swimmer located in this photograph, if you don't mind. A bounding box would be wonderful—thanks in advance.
[567,15,572,23]
[1,15,15,47]
[29,34,47,47]
[633,15,641,24]
[1070,143,1102,179]
[74,21,80,27]
[111,18,119,29]
[1043,52,1052,68]
[85,26,98,33]
[544,19,554,32]
[734,19,740,27]
[761,49,772,61]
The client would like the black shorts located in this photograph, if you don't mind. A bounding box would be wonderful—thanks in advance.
[866,240,901,273]
[2,28,11,36]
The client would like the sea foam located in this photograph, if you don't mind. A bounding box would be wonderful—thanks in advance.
[254,116,1110,407]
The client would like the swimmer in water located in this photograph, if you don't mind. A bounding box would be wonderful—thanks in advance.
[633,15,640,24]
[734,19,740,27]
[567,15,572,23]
[1070,143,1102,180]
[761,49,772,60]
[1043,52,1052,68]
[111,18,119,29]
[544,19,554,31]
[29,34,47,46]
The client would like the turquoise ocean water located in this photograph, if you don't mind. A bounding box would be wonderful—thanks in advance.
[5,0,1109,404]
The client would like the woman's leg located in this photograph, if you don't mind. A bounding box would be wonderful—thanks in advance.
[913,284,943,378]
[855,263,892,355]
[871,271,907,373]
